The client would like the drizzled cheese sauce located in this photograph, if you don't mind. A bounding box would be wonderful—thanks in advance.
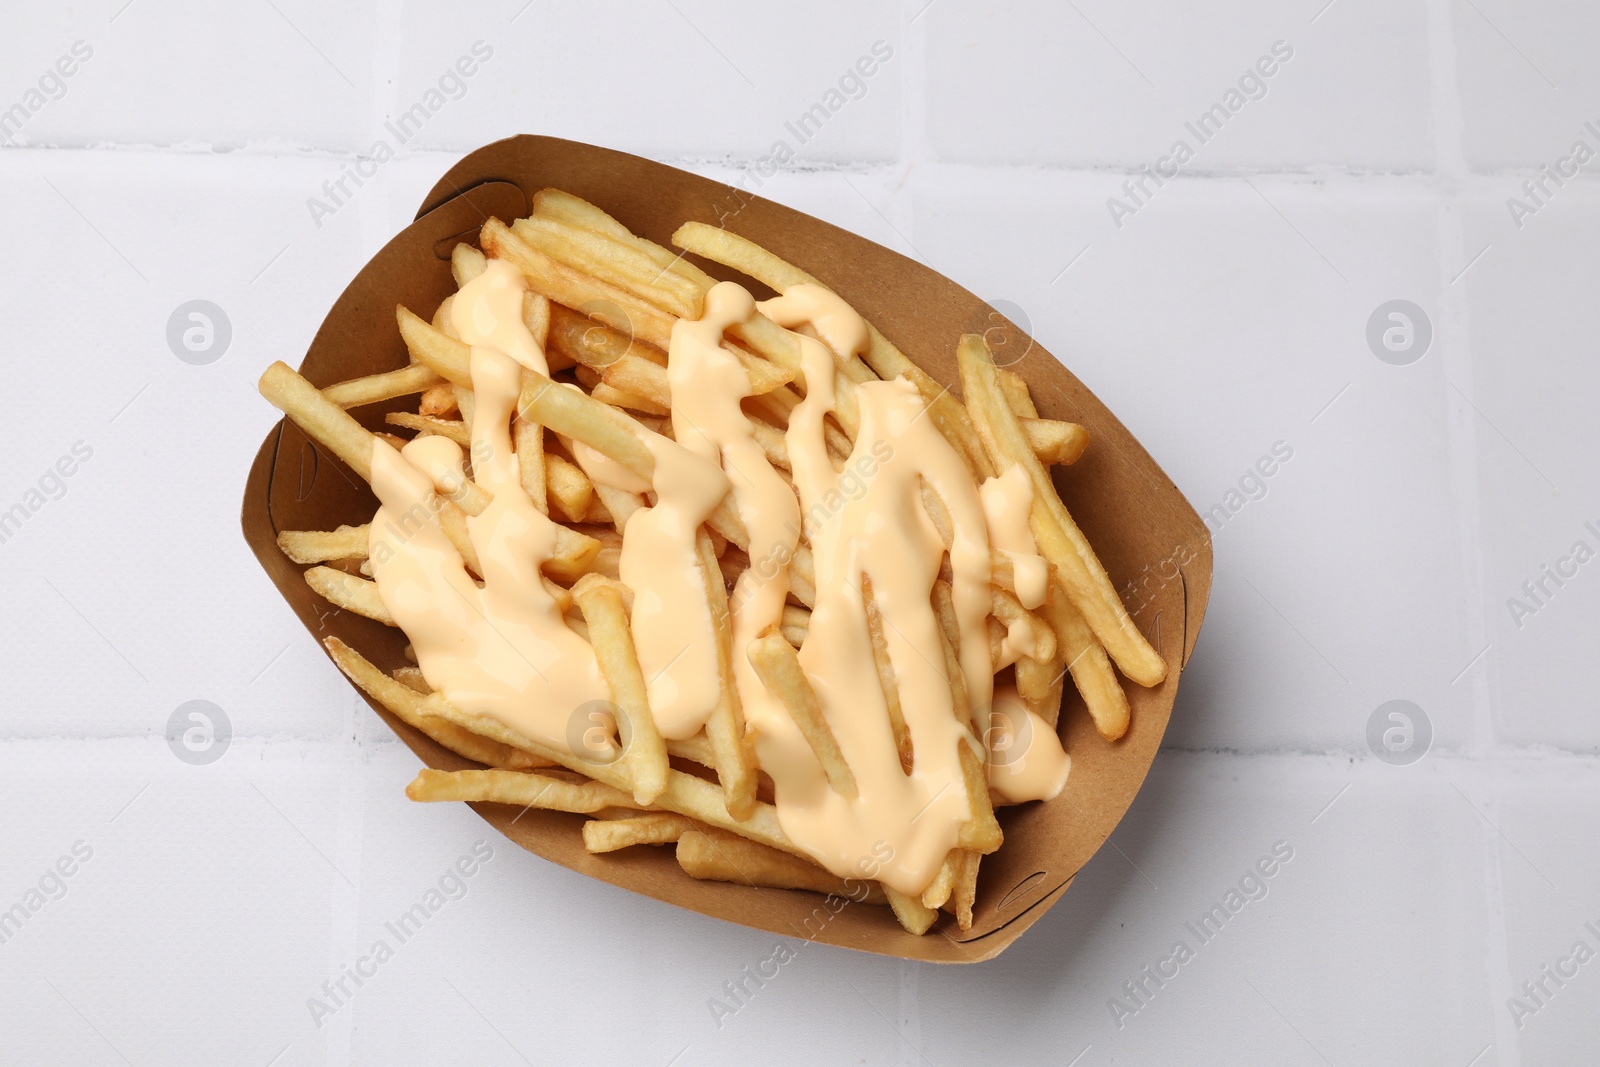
[366,262,1072,896]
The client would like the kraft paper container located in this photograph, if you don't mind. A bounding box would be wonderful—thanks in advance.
[241,135,1212,962]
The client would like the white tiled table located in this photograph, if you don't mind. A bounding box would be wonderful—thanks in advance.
[3,2,1596,1064]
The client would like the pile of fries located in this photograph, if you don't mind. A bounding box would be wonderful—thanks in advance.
[257,189,1164,936]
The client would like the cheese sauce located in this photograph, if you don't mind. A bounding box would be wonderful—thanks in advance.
[366,262,1073,896]
[982,464,1049,610]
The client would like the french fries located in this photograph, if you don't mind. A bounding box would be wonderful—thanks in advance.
[266,187,1169,940]
[676,830,886,905]
[582,812,699,853]
[324,363,442,409]
[571,574,669,806]
[406,768,641,813]
[746,627,856,799]
[958,334,1166,688]
[277,524,368,564]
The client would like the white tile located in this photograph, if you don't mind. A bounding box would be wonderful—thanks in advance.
[1,1,379,151]
[0,149,395,741]
[1497,763,1600,1061]
[922,0,1434,171]
[1461,184,1600,750]
[1452,0,1600,171]
[0,740,345,1065]
[390,0,902,163]
[906,754,1499,1063]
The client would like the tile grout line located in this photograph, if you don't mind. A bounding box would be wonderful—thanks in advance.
[896,957,922,1067]
[898,0,931,172]
[318,9,402,1064]
[886,0,932,260]
[325,684,371,1067]
[10,139,1600,181]
[1423,0,1518,1062]
[8,142,1600,196]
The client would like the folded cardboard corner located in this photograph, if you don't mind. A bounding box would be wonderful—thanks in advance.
[241,136,1212,962]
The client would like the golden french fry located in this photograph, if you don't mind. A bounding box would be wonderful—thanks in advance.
[522,290,551,347]
[323,363,443,409]
[277,524,369,564]
[958,334,1166,687]
[591,382,671,417]
[532,208,787,381]
[384,411,470,447]
[432,499,481,575]
[779,604,810,647]
[519,369,656,482]
[547,302,665,372]
[432,293,457,338]
[997,367,1036,418]
[920,855,957,910]
[570,574,669,805]
[514,414,547,515]
[258,361,379,482]
[697,529,758,820]
[545,451,594,523]
[451,242,487,287]
[665,732,717,770]
[592,484,640,533]
[950,849,979,930]
[323,637,551,771]
[987,617,1008,669]
[661,773,800,856]
[491,219,791,395]
[746,626,857,799]
[533,187,637,241]
[532,187,717,289]
[919,482,954,548]
[512,215,705,319]
[724,342,795,396]
[406,768,639,813]
[1022,418,1090,466]
[932,581,1003,855]
[1043,589,1129,739]
[484,218,679,350]
[1015,650,1064,719]
[419,382,459,417]
[583,525,623,581]
[747,415,792,471]
[582,812,698,853]
[785,546,817,609]
[396,306,472,386]
[883,886,939,935]
[392,665,431,694]
[675,829,886,904]
[599,353,671,410]
[671,222,810,302]
[547,526,602,584]
[860,575,914,773]
[304,566,393,625]
[991,585,1057,663]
